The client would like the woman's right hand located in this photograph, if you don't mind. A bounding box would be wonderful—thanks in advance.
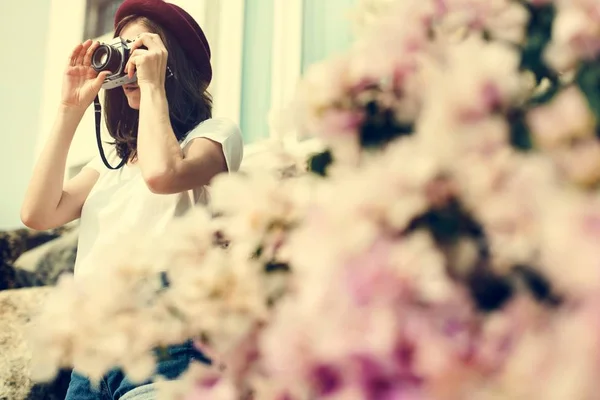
[61,39,112,112]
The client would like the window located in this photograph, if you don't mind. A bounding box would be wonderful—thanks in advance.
[239,0,274,144]
[237,0,356,146]
[301,0,356,73]
[83,0,124,40]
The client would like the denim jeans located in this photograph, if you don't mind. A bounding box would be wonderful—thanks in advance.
[64,341,210,400]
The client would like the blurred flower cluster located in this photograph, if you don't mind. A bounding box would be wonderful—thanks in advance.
[29,0,600,399]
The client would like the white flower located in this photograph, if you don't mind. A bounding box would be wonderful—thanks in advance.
[527,86,596,150]
[350,0,404,36]
[417,37,524,167]
[438,0,529,44]
[546,0,600,70]
[439,37,523,120]
[539,192,600,295]
[349,0,433,84]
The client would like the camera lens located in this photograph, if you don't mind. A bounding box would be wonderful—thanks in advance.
[98,52,108,65]
[91,44,122,74]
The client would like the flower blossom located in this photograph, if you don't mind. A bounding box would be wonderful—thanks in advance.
[545,0,600,71]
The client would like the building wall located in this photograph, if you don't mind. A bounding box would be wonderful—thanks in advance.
[0,1,50,229]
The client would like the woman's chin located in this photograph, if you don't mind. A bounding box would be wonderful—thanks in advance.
[124,87,141,110]
[126,97,140,110]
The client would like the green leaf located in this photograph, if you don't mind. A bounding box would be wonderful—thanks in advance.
[252,245,264,259]
[359,100,413,149]
[528,78,560,107]
[508,108,534,151]
[308,149,333,177]
[264,262,290,273]
[520,3,556,84]
[576,61,600,125]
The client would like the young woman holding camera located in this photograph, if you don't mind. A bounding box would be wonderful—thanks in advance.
[21,0,243,398]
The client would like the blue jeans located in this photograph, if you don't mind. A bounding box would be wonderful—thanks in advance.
[64,341,210,400]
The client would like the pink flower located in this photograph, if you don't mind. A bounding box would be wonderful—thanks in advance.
[442,37,523,122]
[438,0,529,44]
[526,87,600,187]
[527,86,596,151]
[540,193,600,295]
[342,239,402,306]
[183,370,238,400]
[479,298,600,399]
[319,108,365,137]
[553,135,600,187]
[546,0,600,70]
[350,4,431,84]
[457,153,557,271]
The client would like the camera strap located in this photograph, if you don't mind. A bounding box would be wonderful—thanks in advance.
[94,95,126,170]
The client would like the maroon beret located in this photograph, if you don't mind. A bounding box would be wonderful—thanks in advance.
[114,0,212,84]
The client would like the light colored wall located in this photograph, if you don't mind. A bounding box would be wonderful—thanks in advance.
[36,0,88,174]
[0,1,50,229]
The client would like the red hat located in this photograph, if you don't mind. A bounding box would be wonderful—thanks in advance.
[114,0,212,84]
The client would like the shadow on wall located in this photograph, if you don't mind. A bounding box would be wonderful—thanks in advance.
[0,1,50,230]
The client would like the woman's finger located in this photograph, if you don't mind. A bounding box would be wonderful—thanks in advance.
[126,48,149,78]
[75,39,93,66]
[126,54,138,79]
[125,57,132,79]
[67,43,84,67]
[128,47,147,70]
[93,70,113,91]
[83,41,100,67]
[132,33,166,52]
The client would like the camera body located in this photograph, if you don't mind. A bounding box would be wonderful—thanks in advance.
[91,37,140,90]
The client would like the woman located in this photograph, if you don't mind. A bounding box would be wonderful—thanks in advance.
[20,0,243,398]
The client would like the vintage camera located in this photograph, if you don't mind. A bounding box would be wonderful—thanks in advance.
[91,37,144,90]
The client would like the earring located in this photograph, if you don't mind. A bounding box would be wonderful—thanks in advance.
[166,66,174,79]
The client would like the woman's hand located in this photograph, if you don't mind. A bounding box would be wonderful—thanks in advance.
[61,39,112,112]
[125,33,169,89]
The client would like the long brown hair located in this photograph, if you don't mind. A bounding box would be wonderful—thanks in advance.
[104,15,213,162]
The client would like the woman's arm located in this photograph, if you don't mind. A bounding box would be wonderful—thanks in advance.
[128,32,239,194]
[136,85,230,194]
[21,106,99,230]
[21,40,109,230]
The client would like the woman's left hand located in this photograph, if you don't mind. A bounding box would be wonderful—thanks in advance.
[125,33,168,88]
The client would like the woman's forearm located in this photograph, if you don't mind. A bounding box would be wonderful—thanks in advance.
[137,84,184,190]
[21,106,84,227]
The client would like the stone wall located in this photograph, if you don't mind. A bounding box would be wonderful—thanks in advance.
[0,287,71,400]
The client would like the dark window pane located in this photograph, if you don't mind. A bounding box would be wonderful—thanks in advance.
[83,0,125,39]
[97,0,124,36]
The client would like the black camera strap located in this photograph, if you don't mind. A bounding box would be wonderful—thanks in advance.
[94,95,126,170]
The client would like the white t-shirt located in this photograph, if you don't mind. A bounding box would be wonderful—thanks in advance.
[74,117,243,276]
